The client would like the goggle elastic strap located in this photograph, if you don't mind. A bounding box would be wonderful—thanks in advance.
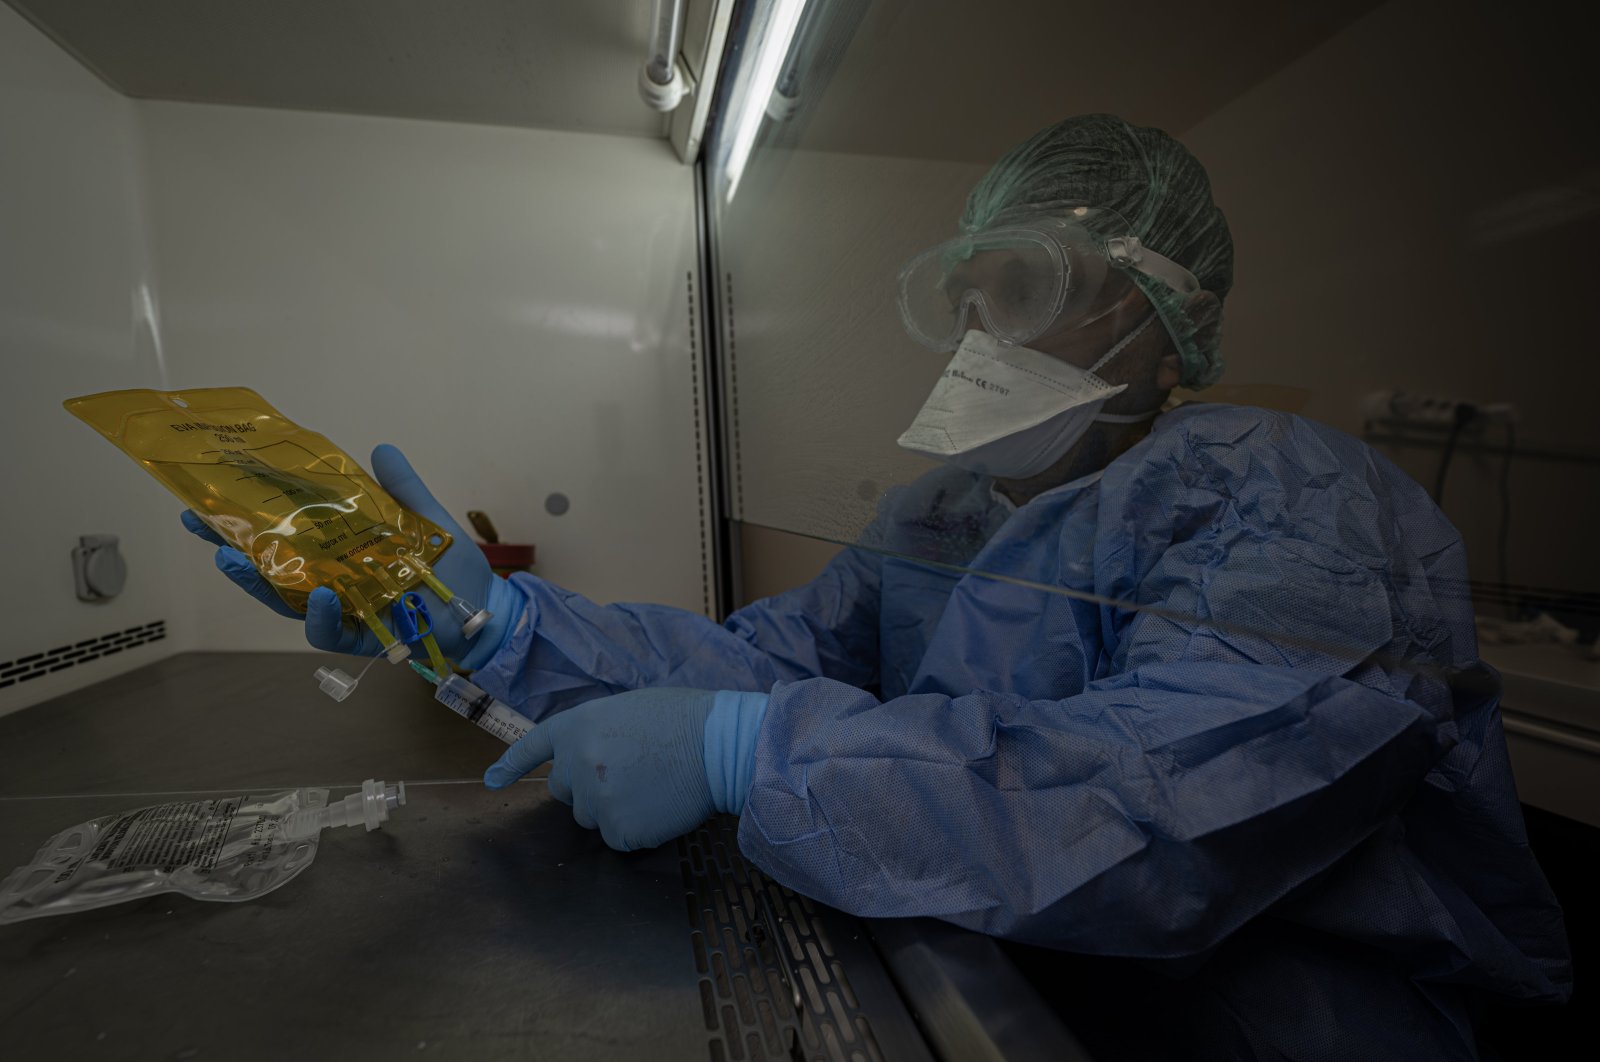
[1106,237,1200,296]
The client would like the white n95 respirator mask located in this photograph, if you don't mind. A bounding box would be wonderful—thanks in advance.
[897,316,1158,479]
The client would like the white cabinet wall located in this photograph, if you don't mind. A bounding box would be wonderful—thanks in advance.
[138,104,710,655]
[0,2,184,712]
[1,8,710,714]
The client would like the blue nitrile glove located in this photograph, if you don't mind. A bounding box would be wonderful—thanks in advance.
[483,688,770,851]
[181,443,516,668]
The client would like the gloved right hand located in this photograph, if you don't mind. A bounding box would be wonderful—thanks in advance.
[482,688,770,851]
[181,443,516,668]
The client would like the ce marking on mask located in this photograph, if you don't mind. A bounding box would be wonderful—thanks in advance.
[942,367,1011,395]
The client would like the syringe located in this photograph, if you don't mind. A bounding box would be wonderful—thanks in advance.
[408,662,532,744]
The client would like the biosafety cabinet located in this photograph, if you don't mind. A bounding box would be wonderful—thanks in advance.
[1,1,1595,1058]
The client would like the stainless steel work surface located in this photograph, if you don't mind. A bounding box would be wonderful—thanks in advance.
[0,653,930,1061]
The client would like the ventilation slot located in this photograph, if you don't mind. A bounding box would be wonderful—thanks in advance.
[0,621,167,689]
[680,817,884,1062]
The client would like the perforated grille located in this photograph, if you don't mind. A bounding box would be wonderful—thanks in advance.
[680,817,885,1062]
[0,621,167,689]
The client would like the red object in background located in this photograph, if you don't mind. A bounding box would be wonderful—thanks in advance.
[465,510,534,576]
[479,541,535,577]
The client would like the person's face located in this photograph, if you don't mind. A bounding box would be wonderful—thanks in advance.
[1032,267,1146,357]
[967,266,1181,413]
[982,270,1199,502]
[923,239,1217,502]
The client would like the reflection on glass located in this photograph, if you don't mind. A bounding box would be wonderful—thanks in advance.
[702,1,1588,1056]
[720,0,812,202]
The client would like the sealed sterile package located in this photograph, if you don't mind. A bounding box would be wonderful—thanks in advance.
[65,387,461,655]
[0,788,326,924]
[0,781,405,924]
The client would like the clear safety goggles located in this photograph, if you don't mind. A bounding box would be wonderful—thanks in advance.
[896,206,1201,352]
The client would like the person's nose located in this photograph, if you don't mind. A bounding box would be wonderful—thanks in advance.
[957,292,988,338]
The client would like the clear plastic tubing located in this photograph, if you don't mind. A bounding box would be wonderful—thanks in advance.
[431,673,532,745]
[282,779,406,841]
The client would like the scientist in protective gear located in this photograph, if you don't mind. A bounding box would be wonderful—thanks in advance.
[186,115,1570,1059]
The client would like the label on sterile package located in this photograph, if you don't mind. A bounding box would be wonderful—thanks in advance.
[86,798,242,874]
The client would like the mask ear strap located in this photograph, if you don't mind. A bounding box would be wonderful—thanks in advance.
[1087,312,1157,375]
[1094,408,1160,424]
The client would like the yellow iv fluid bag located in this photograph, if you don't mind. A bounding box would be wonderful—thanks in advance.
[65,387,462,658]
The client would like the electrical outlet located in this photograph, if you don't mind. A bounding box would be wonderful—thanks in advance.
[72,534,126,602]
[1362,390,1517,429]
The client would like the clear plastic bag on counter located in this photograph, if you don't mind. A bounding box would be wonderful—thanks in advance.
[0,780,404,924]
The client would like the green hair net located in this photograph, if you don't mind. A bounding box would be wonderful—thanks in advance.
[961,115,1233,389]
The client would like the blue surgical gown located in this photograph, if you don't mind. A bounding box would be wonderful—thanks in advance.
[475,404,1570,1059]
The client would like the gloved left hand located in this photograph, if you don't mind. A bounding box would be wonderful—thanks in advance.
[484,688,769,851]
[181,444,515,669]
